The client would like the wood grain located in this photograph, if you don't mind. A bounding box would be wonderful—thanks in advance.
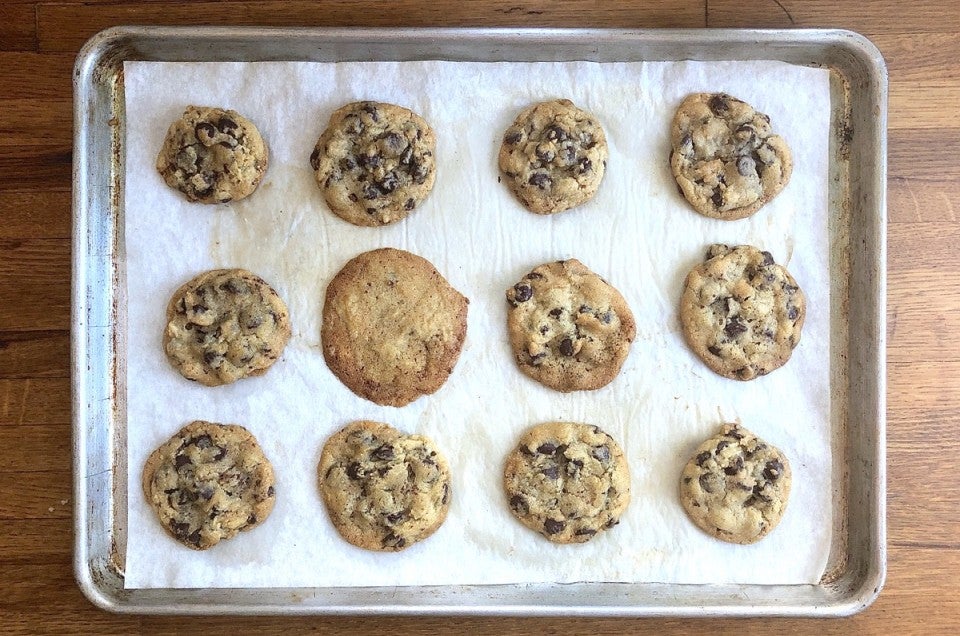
[2,0,960,633]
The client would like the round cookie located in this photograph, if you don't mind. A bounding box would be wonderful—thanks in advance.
[164,268,291,387]
[156,105,268,204]
[321,248,468,407]
[503,421,630,544]
[310,101,437,227]
[670,92,792,220]
[506,259,635,392]
[317,420,451,551]
[679,423,791,544]
[498,99,608,215]
[142,420,276,550]
[679,244,805,381]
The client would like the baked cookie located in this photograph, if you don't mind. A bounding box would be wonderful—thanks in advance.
[498,99,608,214]
[679,423,791,544]
[670,92,792,220]
[506,259,635,392]
[164,268,291,387]
[318,420,451,551]
[679,244,805,380]
[142,420,276,550]
[156,106,268,204]
[311,101,437,226]
[321,248,468,407]
[503,421,630,544]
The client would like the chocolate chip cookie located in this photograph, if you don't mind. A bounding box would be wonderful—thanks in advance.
[506,259,635,392]
[142,420,276,550]
[311,101,437,226]
[498,99,608,215]
[679,423,791,544]
[318,420,451,551]
[156,106,268,204]
[321,248,468,407]
[503,422,630,544]
[679,244,805,381]
[670,92,792,220]
[164,268,291,387]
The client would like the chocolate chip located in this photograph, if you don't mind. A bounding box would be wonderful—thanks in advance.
[761,251,774,266]
[372,444,394,461]
[217,118,238,136]
[346,462,363,480]
[221,278,245,294]
[708,94,730,116]
[246,316,262,330]
[192,434,213,449]
[528,352,546,366]
[528,172,552,189]
[509,284,533,305]
[509,495,529,515]
[737,155,757,177]
[723,456,743,475]
[199,486,214,500]
[578,304,591,314]
[711,190,724,208]
[548,307,562,318]
[504,131,522,145]
[725,317,748,337]
[559,337,575,357]
[340,156,357,171]
[735,123,755,136]
[575,528,597,537]
[267,486,275,497]
[541,466,559,479]
[545,125,568,142]
[170,520,191,539]
[386,512,405,524]
[382,132,405,153]
[359,152,381,169]
[383,533,406,549]
[699,473,720,493]
[539,325,549,335]
[174,454,191,469]
[362,184,380,200]
[536,443,557,455]
[543,519,565,535]
[213,446,227,461]
[592,445,610,462]
[763,459,784,481]
[378,172,399,194]
[716,440,730,452]
[536,146,555,163]
[442,483,449,505]
[695,451,712,467]
[708,344,723,356]
[525,271,545,280]
[203,351,221,365]
[404,198,415,210]
[577,157,592,173]
[787,306,800,320]
[678,133,693,155]
[412,161,430,184]
[194,122,217,141]
[360,102,379,121]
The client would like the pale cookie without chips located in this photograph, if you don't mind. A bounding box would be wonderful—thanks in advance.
[142,420,276,550]
[498,99,608,215]
[679,423,792,544]
[321,248,468,407]
[506,259,635,392]
[503,421,630,544]
[156,106,268,204]
[164,268,291,387]
[318,420,451,551]
[311,101,437,226]
[679,244,805,381]
[670,92,792,220]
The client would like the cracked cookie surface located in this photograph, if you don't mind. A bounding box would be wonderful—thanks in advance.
[506,259,635,392]
[156,106,268,204]
[670,92,792,220]
[164,268,291,387]
[503,421,630,544]
[321,248,468,407]
[679,423,791,544]
[318,420,451,551]
[679,244,805,381]
[498,99,608,214]
[142,420,276,550]
[311,101,437,226]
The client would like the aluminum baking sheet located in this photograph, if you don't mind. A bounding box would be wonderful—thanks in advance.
[72,26,887,616]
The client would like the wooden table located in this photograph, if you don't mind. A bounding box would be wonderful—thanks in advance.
[2,1,957,633]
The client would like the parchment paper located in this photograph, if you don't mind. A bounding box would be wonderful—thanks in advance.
[123,60,832,589]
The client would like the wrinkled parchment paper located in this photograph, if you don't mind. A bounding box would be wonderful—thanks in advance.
[123,60,831,588]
